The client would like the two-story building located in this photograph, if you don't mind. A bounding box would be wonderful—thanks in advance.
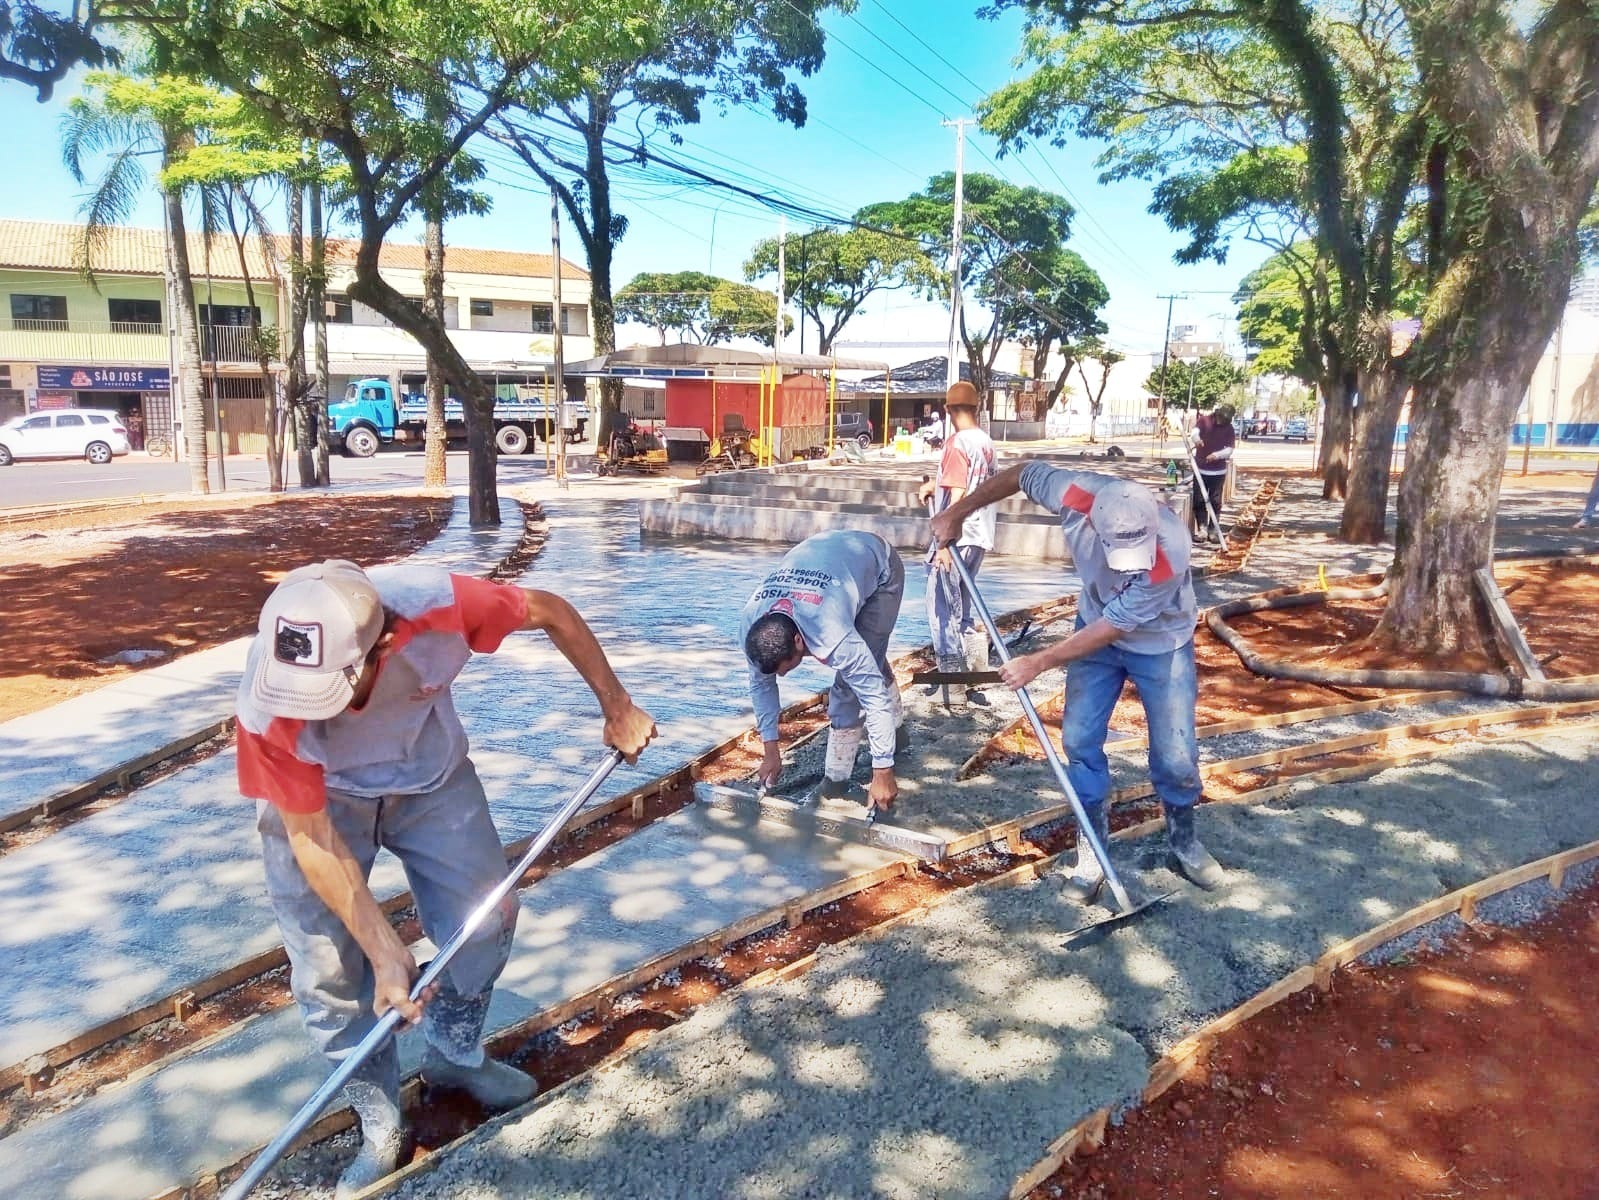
[0,218,277,449]
[0,218,595,454]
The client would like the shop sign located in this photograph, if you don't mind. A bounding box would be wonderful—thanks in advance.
[33,392,74,410]
[36,364,171,392]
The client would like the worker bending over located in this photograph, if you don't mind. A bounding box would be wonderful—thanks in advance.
[743,529,907,815]
[917,381,999,707]
[236,560,655,1196]
[932,464,1224,898]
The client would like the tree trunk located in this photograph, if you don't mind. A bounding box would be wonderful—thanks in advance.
[347,230,497,525]
[309,181,331,487]
[225,198,283,492]
[286,180,315,489]
[585,141,622,448]
[1339,367,1407,543]
[1317,374,1353,500]
[422,204,448,488]
[1372,369,1520,654]
[164,186,209,494]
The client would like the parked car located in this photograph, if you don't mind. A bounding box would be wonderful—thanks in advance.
[833,410,875,446]
[1244,413,1282,438]
[0,409,131,466]
[1283,415,1311,441]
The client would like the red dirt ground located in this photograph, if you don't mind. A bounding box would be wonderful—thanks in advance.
[0,494,452,722]
[1032,876,1599,1200]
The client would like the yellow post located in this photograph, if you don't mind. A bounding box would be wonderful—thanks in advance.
[882,369,892,449]
[711,378,719,455]
[828,362,837,457]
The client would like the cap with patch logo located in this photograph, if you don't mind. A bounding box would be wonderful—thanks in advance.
[246,559,385,720]
[1088,479,1161,573]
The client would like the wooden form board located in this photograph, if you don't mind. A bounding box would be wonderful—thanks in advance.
[1475,566,1547,681]
[1005,834,1599,1199]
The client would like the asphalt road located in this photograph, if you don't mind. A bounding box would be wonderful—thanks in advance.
[0,447,564,508]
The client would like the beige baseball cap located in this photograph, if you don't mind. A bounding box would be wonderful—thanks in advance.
[246,560,385,720]
[1089,480,1161,573]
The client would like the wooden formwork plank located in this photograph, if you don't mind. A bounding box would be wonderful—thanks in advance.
[1476,566,1548,681]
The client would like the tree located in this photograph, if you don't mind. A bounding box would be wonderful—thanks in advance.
[615,270,786,345]
[1012,247,1108,404]
[982,0,1599,654]
[1144,354,1244,414]
[744,224,934,354]
[862,173,1105,396]
[130,0,622,526]
[61,70,220,493]
[492,0,842,444]
[3,0,110,98]
[616,270,724,344]
[1071,336,1122,440]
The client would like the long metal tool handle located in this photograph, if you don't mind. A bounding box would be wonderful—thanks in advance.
[1183,441,1231,552]
[222,749,626,1200]
[945,552,1136,913]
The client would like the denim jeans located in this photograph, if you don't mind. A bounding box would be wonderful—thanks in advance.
[1061,628,1201,812]
[1582,466,1599,522]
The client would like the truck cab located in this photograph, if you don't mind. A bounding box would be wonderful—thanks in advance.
[327,378,398,458]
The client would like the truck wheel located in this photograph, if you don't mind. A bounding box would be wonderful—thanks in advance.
[495,425,530,455]
[345,426,380,458]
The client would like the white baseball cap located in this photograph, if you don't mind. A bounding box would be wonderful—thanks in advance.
[1089,480,1161,573]
[246,560,385,719]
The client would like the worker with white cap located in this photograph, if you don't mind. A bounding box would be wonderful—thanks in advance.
[931,463,1224,897]
[235,560,656,1196]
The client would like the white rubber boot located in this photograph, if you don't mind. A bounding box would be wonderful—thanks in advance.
[817,724,864,800]
[335,1081,405,1199]
[889,685,909,753]
[421,1048,537,1110]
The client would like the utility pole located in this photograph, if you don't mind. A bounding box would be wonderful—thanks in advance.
[551,187,568,491]
[1155,292,1183,450]
[798,233,808,355]
[1547,315,1564,452]
[943,117,972,391]
[775,215,786,355]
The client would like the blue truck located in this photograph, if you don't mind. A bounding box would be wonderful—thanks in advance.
[327,378,589,457]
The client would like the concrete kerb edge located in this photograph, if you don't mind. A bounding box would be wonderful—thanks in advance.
[1005,830,1599,1199]
[1,493,525,831]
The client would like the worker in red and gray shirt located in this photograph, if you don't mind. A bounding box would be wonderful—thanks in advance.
[236,560,655,1197]
[917,381,999,707]
[933,463,1225,902]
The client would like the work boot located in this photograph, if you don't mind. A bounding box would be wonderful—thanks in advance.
[962,628,991,708]
[1057,803,1110,904]
[421,1048,537,1110]
[335,1079,404,1199]
[1163,803,1225,890]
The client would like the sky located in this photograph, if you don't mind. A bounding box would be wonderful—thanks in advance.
[0,0,1269,356]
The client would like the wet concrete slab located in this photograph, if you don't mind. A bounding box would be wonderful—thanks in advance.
[0,495,523,829]
[395,726,1599,1200]
[0,804,899,1200]
[0,501,1071,1077]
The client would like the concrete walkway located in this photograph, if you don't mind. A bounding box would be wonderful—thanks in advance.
[0,494,525,830]
[0,502,1072,1076]
[393,725,1599,1200]
[1,803,899,1200]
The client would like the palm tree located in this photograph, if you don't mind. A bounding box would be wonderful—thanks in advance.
[62,74,212,493]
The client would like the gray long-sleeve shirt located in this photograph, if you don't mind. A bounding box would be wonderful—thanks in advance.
[1018,463,1197,655]
[742,530,899,767]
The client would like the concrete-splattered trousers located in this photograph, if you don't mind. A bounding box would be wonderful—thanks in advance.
[924,545,987,662]
[826,548,906,733]
[256,760,517,1109]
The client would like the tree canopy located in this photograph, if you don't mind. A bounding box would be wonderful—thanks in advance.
[616,270,783,345]
[2,0,111,98]
[744,223,934,355]
[1144,353,1245,413]
[862,172,1107,395]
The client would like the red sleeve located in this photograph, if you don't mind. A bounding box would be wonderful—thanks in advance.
[450,574,528,653]
[237,718,326,814]
[938,443,971,491]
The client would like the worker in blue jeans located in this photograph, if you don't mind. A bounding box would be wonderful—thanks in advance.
[1575,460,1599,528]
[933,462,1224,898]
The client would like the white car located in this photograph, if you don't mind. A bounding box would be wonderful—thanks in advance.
[0,408,132,465]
